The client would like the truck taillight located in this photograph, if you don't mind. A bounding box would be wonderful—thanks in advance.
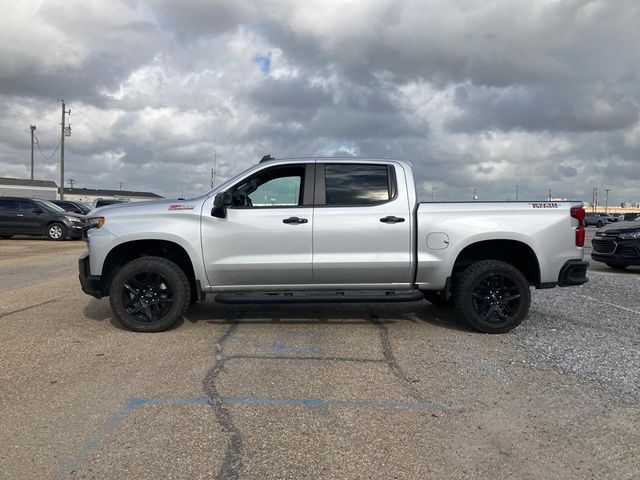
[571,207,585,247]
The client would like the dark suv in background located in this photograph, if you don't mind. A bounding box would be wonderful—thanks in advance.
[592,217,640,270]
[0,197,86,240]
[50,199,93,215]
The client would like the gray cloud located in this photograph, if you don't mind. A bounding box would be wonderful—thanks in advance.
[0,0,639,206]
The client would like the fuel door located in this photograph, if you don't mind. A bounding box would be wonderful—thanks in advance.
[427,232,450,250]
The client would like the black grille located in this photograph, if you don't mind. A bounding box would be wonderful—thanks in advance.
[592,239,616,254]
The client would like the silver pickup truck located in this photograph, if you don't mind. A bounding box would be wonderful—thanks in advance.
[79,156,588,333]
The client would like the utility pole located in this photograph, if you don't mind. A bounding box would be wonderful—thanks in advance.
[548,189,552,201]
[119,182,123,191]
[30,125,36,180]
[431,187,436,202]
[605,188,610,213]
[212,149,217,188]
[515,184,519,201]
[60,100,71,199]
[592,187,598,212]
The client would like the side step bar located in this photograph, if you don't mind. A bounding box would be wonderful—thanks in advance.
[215,290,425,305]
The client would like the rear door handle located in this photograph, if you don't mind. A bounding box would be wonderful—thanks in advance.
[380,216,405,224]
[283,216,308,225]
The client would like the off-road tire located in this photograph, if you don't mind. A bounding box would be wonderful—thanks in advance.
[109,256,191,332]
[46,222,66,241]
[453,260,531,334]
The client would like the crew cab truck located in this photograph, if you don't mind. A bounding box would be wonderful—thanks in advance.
[79,157,588,333]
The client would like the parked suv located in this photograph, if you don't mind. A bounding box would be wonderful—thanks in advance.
[50,199,93,215]
[0,197,85,240]
[93,199,127,208]
[592,220,640,270]
[585,212,615,227]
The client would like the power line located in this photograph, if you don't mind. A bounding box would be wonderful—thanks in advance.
[33,135,61,160]
[75,110,110,131]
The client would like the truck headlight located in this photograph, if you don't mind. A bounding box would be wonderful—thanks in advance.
[85,217,105,229]
[619,231,640,239]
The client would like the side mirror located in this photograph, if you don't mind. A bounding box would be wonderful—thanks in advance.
[211,191,232,218]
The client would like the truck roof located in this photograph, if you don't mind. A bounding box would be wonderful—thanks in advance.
[259,155,412,166]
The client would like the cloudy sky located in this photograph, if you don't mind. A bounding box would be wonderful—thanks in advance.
[1,0,639,203]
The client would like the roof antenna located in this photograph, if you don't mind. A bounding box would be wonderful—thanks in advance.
[260,154,274,163]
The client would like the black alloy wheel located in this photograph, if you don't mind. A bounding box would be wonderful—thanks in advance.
[109,256,191,332]
[470,273,522,323]
[454,260,531,333]
[121,271,174,323]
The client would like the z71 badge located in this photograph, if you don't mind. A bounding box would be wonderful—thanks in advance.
[168,204,195,211]
[531,203,559,208]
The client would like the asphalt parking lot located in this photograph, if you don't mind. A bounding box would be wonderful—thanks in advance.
[1,231,639,479]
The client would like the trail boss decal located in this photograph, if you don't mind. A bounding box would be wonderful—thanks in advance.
[531,202,559,208]
[168,204,195,211]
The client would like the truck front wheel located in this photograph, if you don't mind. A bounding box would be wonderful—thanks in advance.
[453,260,531,334]
[109,256,191,332]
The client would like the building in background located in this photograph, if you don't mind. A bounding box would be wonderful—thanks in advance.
[0,177,58,200]
[64,187,163,203]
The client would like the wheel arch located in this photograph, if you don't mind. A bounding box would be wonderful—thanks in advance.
[452,239,541,286]
[101,239,199,300]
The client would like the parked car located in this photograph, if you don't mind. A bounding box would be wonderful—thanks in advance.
[93,199,127,208]
[0,197,85,240]
[585,212,615,227]
[80,156,588,334]
[50,199,93,215]
[591,220,640,270]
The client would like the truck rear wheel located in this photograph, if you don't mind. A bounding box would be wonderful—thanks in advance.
[109,256,191,332]
[453,260,531,334]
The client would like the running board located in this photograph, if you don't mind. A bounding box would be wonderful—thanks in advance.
[215,290,425,305]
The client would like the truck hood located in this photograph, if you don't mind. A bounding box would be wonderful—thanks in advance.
[91,198,206,217]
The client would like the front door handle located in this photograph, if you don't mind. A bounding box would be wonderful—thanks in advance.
[283,216,308,225]
[380,216,405,224]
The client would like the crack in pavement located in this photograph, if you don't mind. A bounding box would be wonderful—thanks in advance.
[203,321,244,480]
[0,298,59,319]
[369,310,423,401]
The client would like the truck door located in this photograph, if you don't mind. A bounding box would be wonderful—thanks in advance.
[312,162,413,286]
[201,162,315,287]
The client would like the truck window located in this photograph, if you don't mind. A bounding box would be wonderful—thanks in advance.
[324,164,392,206]
[231,165,305,207]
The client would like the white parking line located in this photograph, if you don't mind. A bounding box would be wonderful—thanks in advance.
[573,294,640,315]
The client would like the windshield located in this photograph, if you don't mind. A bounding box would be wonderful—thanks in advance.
[34,199,66,213]
[77,203,93,214]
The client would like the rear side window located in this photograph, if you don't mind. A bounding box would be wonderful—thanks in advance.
[0,199,16,212]
[324,164,393,206]
[18,201,41,213]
